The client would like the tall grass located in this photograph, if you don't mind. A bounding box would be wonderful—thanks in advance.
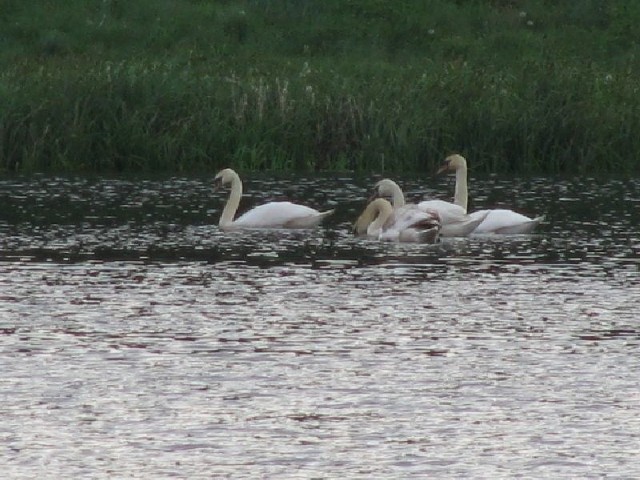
[1,0,639,174]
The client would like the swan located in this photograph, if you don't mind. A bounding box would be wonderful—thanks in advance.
[372,179,487,237]
[354,198,440,243]
[437,154,544,234]
[214,168,334,230]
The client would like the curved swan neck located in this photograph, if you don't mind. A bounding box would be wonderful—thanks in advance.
[392,186,405,208]
[378,179,405,208]
[368,199,393,235]
[220,173,243,227]
[453,161,468,212]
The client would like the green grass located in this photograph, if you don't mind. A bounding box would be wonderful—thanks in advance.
[1,0,639,174]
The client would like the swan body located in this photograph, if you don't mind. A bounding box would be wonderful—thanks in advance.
[417,199,466,224]
[354,198,440,243]
[214,168,334,230]
[373,179,487,237]
[438,154,544,234]
[469,209,544,234]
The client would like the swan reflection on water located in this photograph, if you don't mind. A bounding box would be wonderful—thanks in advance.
[1,173,639,480]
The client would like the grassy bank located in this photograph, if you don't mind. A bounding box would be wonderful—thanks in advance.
[1,0,639,174]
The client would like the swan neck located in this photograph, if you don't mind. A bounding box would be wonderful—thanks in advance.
[220,175,242,227]
[391,184,405,208]
[454,164,468,212]
[369,199,392,235]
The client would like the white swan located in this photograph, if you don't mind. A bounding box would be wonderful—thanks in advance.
[354,198,440,243]
[437,154,544,234]
[214,168,334,230]
[372,179,487,237]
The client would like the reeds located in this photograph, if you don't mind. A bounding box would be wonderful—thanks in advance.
[1,0,639,174]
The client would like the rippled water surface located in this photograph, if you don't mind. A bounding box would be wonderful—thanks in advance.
[1,173,639,479]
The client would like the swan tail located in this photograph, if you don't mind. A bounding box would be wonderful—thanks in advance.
[283,209,334,229]
[319,209,335,219]
[439,211,488,237]
[494,215,545,235]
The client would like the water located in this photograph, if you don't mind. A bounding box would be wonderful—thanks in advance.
[1,173,639,479]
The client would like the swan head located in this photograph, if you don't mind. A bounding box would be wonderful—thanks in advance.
[437,154,467,174]
[214,168,238,186]
[373,178,402,199]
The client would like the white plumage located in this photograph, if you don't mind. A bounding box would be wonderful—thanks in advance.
[214,168,334,230]
[354,198,440,243]
[437,154,544,234]
[373,179,487,236]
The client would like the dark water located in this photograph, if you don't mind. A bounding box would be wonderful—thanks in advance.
[1,173,639,479]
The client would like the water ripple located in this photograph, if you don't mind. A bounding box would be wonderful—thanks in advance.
[1,174,639,479]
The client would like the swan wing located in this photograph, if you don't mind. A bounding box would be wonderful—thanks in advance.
[380,207,440,243]
[436,153,545,235]
[473,209,543,234]
[233,202,331,229]
[437,209,488,237]
[417,199,467,224]
[392,206,440,231]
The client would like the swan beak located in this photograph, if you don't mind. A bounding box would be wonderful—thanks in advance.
[436,163,449,175]
[213,176,223,191]
[367,189,380,203]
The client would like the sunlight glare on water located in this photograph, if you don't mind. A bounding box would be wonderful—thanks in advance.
[1,174,639,479]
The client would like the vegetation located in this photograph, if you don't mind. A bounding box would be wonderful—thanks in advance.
[1,0,639,174]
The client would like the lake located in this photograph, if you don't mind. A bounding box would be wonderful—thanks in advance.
[1,173,639,479]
